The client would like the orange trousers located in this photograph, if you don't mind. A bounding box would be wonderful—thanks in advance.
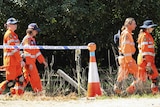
[23,63,42,93]
[0,64,23,95]
[117,56,138,82]
[138,58,159,82]
[6,64,22,80]
[114,56,138,94]
[137,55,159,94]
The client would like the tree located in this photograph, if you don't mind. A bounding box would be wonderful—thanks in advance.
[0,0,160,70]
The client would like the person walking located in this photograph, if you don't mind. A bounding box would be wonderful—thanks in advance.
[137,20,159,94]
[0,17,25,95]
[21,23,48,94]
[114,17,138,95]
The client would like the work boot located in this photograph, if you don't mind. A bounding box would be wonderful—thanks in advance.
[126,85,136,94]
[151,87,159,95]
[10,87,16,95]
[114,81,123,94]
[114,85,122,94]
[151,83,159,95]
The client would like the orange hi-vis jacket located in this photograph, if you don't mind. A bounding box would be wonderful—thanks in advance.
[3,29,21,66]
[21,35,45,64]
[115,29,138,94]
[119,29,136,63]
[137,31,155,64]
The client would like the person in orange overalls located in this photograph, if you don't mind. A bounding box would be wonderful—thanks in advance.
[21,23,48,94]
[114,18,138,95]
[0,18,25,95]
[137,20,159,94]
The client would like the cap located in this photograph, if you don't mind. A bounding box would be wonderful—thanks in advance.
[140,20,157,29]
[28,23,40,32]
[6,17,18,25]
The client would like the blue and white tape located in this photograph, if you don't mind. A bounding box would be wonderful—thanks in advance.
[0,45,88,50]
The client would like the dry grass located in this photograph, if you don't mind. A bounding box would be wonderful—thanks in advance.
[0,90,160,102]
[0,91,78,101]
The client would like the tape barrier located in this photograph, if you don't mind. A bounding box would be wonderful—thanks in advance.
[0,45,88,50]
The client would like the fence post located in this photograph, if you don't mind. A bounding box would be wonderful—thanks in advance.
[75,49,81,96]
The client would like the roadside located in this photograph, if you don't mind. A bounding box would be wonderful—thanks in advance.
[0,92,160,107]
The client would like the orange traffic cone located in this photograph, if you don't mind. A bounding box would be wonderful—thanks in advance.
[87,43,102,98]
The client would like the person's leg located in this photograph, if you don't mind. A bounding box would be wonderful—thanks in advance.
[0,80,7,94]
[114,58,128,94]
[10,64,24,95]
[10,81,24,95]
[5,66,17,95]
[0,65,15,94]
[29,64,42,92]
[6,66,17,80]
[126,59,138,94]
[149,64,159,94]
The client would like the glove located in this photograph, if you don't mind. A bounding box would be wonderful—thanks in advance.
[43,61,48,68]
[146,62,153,74]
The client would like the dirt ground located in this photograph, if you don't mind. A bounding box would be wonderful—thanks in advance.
[0,95,160,107]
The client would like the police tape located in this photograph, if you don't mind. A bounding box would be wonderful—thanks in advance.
[0,45,88,50]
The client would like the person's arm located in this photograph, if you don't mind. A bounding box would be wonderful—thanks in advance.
[121,33,133,63]
[22,37,33,65]
[36,50,48,67]
[140,34,152,63]
[4,32,22,63]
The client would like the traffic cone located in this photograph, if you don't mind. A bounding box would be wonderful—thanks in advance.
[87,43,102,98]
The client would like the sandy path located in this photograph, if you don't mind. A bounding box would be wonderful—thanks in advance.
[0,97,160,107]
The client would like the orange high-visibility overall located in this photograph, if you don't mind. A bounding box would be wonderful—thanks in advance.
[21,35,45,93]
[114,29,138,94]
[137,31,159,94]
[0,29,23,95]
